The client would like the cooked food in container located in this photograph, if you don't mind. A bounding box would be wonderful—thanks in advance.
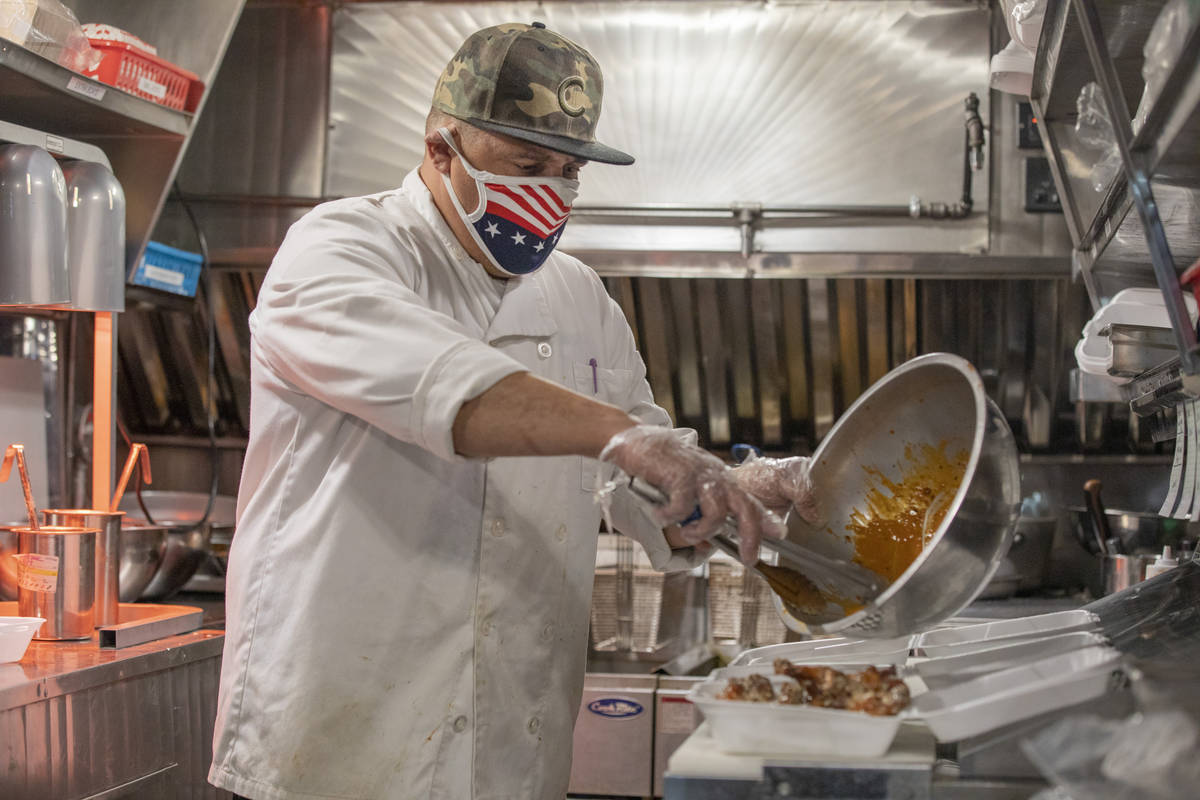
[718,659,911,716]
[688,660,916,757]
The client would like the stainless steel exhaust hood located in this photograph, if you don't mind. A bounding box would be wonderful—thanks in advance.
[329,1,996,257]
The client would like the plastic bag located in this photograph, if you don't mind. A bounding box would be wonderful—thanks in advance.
[1138,0,1195,133]
[1021,711,1200,800]
[0,0,99,73]
[1075,83,1124,192]
[1010,0,1047,51]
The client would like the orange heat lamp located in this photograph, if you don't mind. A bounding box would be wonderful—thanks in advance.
[92,312,115,511]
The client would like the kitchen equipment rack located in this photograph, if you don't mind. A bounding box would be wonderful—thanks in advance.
[1032,0,1200,414]
[0,1,244,276]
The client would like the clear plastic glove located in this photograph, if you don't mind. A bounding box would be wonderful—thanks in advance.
[731,452,820,524]
[600,425,785,564]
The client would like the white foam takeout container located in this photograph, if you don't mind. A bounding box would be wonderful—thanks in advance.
[915,610,1101,658]
[0,616,45,663]
[913,631,1109,690]
[913,645,1122,742]
[688,671,913,757]
[728,635,915,670]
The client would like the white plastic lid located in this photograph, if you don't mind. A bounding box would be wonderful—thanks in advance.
[989,40,1034,96]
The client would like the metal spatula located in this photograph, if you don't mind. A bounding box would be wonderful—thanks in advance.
[626,477,884,603]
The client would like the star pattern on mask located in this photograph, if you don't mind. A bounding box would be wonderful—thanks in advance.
[533,241,545,252]
[484,222,500,237]
[511,231,526,245]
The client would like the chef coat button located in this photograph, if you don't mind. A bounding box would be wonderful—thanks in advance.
[490,519,505,537]
[481,620,492,637]
[541,623,554,641]
[527,716,541,734]
[537,341,552,358]
[453,715,468,733]
[555,524,567,542]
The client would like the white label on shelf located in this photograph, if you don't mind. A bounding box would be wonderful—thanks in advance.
[142,264,185,287]
[16,553,59,593]
[1179,401,1199,519]
[657,696,696,734]
[65,76,106,101]
[43,134,64,154]
[1160,405,1185,516]
[136,76,167,100]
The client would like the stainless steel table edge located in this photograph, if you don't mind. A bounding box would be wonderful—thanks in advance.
[0,628,224,711]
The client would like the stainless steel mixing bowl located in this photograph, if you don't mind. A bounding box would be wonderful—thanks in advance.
[130,521,211,601]
[118,491,233,600]
[777,353,1021,638]
[118,523,168,602]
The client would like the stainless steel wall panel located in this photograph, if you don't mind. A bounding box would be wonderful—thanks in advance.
[807,279,837,441]
[722,281,757,427]
[750,281,784,448]
[0,647,227,799]
[636,278,677,424]
[781,280,811,435]
[695,280,731,445]
[604,277,639,351]
[327,1,999,256]
[834,280,865,410]
[211,275,251,433]
[668,280,703,423]
[864,279,890,386]
[177,3,329,198]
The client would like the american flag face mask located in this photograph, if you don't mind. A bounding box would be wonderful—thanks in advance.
[437,128,579,276]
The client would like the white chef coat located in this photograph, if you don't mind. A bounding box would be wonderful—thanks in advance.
[209,168,699,800]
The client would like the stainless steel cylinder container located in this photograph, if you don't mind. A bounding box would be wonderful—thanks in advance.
[60,160,126,312]
[15,525,98,640]
[43,509,124,626]
[1102,553,1154,596]
[0,144,70,307]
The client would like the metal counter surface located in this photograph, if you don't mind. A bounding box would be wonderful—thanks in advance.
[1,627,228,799]
[0,627,224,713]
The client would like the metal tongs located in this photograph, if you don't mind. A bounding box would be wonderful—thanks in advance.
[627,477,884,603]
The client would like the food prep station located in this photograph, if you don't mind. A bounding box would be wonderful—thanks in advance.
[3,0,1200,798]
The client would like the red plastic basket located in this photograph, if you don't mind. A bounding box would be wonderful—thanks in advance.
[84,38,203,112]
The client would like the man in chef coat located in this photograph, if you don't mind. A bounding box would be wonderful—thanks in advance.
[210,22,813,800]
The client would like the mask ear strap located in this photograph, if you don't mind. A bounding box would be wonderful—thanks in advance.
[436,127,462,158]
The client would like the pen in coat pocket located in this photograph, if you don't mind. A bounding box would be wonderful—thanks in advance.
[588,357,598,394]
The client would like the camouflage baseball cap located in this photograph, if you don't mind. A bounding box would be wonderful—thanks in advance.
[433,22,634,166]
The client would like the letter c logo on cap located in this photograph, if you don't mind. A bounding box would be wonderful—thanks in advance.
[557,76,586,117]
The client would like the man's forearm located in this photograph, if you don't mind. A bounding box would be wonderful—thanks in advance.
[452,372,638,459]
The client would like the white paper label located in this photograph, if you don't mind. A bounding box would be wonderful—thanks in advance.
[142,264,185,286]
[15,553,58,592]
[65,76,106,102]
[43,134,65,154]
[657,696,696,734]
[136,76,167,100]
[1161,405,1186,517]
[1180,401,1199,519]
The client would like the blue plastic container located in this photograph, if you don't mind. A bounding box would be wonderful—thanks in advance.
[129,241,204,297]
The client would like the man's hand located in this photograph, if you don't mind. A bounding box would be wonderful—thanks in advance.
[732,453,820,524]
[600,426,785,564]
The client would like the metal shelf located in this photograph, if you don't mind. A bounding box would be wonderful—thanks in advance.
[1032,0,1200,401]
[0,41,190,137]
[1034,0,1200,277]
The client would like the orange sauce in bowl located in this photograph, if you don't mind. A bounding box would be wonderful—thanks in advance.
[846,441,968,583]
